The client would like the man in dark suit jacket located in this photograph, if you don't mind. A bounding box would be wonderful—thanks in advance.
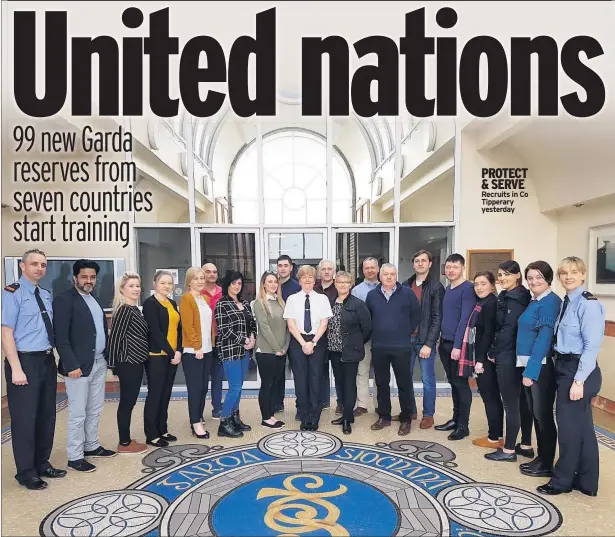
[53,260,116,473]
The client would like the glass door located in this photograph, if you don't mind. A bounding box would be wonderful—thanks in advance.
[264,228,328,390]
[194,229,262,389]
[332,228,394,281]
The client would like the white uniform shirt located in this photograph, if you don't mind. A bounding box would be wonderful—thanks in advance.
[283,290,333,335]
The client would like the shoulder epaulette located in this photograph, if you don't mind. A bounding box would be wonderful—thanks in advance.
[582,291,598,300]
[39,286,51,293]
[4,283,20,293]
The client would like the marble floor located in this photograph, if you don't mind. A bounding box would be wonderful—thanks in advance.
[2,394,614,537]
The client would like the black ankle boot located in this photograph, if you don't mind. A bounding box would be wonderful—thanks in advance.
[218,418,243,438]
[232,411,251,431]
[342,421,352,435]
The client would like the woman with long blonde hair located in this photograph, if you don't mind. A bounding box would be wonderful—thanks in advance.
[107,272,149,455]
[142,271,183,447]
[253,271,289,429]
[178,267,215,439]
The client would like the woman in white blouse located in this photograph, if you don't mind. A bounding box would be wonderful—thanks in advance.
[283,265,333,432]
[179,267,215,439]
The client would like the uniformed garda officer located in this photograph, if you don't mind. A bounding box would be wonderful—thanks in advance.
[537,256,604,497]
[1,249,67,490]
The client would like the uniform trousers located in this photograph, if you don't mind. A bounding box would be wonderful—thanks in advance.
[144,355,178,442]
[288,335,326,425]
[64,357,107,461]
[551,355,602,493]
[5,352,57,483]
[524,356,557,469]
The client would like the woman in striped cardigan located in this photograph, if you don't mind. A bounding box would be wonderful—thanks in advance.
[107,272,149,455]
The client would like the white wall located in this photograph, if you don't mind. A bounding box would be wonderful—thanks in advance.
[400,172,454,222]
[457,130,559,275]
[554,195,615,320]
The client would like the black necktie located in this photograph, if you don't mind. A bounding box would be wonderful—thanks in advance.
[34,287,55,348]
[304,294,312,334]
[554,295,569,348]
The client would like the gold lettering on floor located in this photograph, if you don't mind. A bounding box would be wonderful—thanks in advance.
[256,474,349,536]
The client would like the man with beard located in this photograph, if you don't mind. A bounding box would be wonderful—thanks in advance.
[53,259,116,473]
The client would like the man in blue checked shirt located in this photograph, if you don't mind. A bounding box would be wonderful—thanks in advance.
[537,256,605,498]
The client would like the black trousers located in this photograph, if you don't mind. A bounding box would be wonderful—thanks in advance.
[273,357,287,410]
[5,353,57,483]
[551,356,602,493]
[256,352,286,420]
[288,335,326,425]
[182,352,213,424]
[116,361,144,445]
[476,358,504,441]
[329,351,359,423]
[439,340,472,427]
[319,347,342,407]
[144,355,178,441]
[495,359,533,450]
[524,356,557,469]
[373,347,416,422]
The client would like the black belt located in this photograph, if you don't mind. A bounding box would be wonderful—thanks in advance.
[553,352,581,361]
[18,350,53,356]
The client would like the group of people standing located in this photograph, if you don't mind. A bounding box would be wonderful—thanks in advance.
[1,248,606,499]
[427,254,604,498]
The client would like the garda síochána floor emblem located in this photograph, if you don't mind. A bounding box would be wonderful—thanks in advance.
[40,431,563,537]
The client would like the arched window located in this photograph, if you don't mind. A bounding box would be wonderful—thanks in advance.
[229,130,354,225]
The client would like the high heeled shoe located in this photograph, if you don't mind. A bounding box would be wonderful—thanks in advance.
[191,425,210,439]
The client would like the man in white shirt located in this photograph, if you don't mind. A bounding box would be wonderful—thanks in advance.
[351,257,380,415]
[284,265,333,431]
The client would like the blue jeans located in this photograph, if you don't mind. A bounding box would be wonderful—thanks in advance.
[221,352,250,418]
[210,349,223,414]
[409,336,436,417]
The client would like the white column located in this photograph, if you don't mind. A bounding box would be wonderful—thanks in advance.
[453,120,462,254]
[257,119,265,225]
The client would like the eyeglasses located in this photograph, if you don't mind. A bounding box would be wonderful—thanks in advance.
[337,281,352,285]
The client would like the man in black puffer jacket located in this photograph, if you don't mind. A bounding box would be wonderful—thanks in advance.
[403,250,445,429]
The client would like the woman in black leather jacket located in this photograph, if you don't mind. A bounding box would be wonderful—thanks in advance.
[328,271,372,434]
[485,261,533,463]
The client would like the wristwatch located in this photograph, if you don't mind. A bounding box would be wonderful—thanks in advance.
[313,340,318,347]
[574,380,584,386]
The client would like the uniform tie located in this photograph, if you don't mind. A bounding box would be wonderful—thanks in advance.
[554,295,570,348]
[304,294,312,334]
[34,287,55,348]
